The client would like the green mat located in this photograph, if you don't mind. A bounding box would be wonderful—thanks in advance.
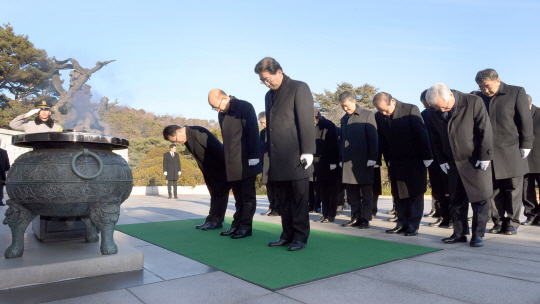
[116,218,439,290]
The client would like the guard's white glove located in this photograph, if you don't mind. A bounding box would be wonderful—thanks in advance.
[374,165,380,168]
[330,164,337,170]
[440,163,450,174]
[475,160,490,171]
[248,159,260,166]
[300,154,313,170]
[423,159,433,167]
[339,162,342,167]
[164,172,167,176]
[179,171,181,175]
[367,160,376,167]
[24,109,40,118]
[521,149,531,159]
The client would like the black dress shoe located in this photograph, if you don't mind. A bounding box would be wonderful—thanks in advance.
[260,209,273,216]
[521,217,536,226]
[429,218,443,227]
[317,216,326,222]
[268,239,291,247]
[504,226,517,235]
[268,211,280,216]
[196,221,209,229]
[424,209,436,217]
[202,222,223,230]
[174,196,178,199]
[439,220,452,229]
[288,241,306,251]
[168,196,172,199]
[404,228,418,236]
[322,217,335,223]
[470,236,484,247]
[387,209,396,215]
[231,229,252,239]
[442,234,467,244]
[357,222,370,229]
[387,215,398,222]
[220,227,238,236]
[488,224,502,234]
[386,226,406,234]
[341,219,358,227]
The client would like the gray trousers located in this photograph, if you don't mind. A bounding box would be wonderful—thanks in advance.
[491,176,523,228]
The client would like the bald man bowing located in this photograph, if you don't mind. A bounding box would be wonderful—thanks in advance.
[208,89,262,239]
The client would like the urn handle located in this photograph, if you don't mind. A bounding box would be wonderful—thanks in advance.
[71,148,104,180]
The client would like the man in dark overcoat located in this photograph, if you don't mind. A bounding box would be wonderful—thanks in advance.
[312,107,340,223]
[259,112,280,216]
[339,91,378,228]
[374,92,433,236]
[163,125,231,230]
[335,127,347,215]
[163,144,181,199]
[420,89,451,228]
[0,140,10,206]
[522,94,540,225]
[426,83,494,247]
[473,69,534,235]
[208,89,262,239]
[254,57,315,251]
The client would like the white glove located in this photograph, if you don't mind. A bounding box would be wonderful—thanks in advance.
[330,164,337,170]
[423,159,433,167]
[367,160,376,167]
[300,154,313,170]
[339,162,342,167]
[248,159,260,166]
[164,172,167,176]
[374,165,380,168]
[475,160,490,171]
[24,109,40,118]
[179,171,181,175]
[521,149,531,159]
[440,163,450,174]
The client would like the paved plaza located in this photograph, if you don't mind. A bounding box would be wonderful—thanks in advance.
[1,194,540,304]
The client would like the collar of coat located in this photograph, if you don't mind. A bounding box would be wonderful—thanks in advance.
[227,96,238,113]
[34,116,55,129]
[389,100,404,119]
[478,81,509,99]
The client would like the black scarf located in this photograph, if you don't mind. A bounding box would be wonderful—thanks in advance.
[34,116,55,129]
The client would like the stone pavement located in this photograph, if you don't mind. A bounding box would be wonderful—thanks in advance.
[1,194,540,304]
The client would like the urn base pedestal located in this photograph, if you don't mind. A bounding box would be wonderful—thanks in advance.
[32,216,87,243]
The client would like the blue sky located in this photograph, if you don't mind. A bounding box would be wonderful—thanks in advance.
[2,0,539,121]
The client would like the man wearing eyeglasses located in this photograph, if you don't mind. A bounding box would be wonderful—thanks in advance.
[208,89,262,239]
[254,57,315,251]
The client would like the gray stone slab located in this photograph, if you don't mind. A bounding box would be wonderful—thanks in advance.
[114,231,152,248]
[236,293,303,304]
[44,289,143,304]
[119,210,179,222]
[354,260,540,304]
[455,240,540,262]
[117,214,149,225]
[412,248,540,283]
[128,271,271,304]
[0,269,161,304]
[137,245,216,280]
[279,273,464,304]
[0,234,143,289]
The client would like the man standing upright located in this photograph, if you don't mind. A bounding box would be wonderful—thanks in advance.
[338,91,378,228]
[163,144,181,199]
[522,94,540,225]
[0,140,9,206]
[426,83,493,247]
[374,92,433,236]
[10,101,63,133]
[208,89,261,239]
[473,69,533,235]
[254,57,315,251]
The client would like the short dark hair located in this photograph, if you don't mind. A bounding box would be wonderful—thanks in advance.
[254,57,283,75]
[163,125,182,141]
[475,69,499,84]
[420,89,428,103]
[169,144,176,149]
[314,107,321,119]
[338,91,356,103]
[373,92,393,106]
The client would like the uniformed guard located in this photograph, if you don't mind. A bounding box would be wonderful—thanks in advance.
[9,100,63,133]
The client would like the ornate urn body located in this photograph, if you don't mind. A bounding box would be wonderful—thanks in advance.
[3,132,132,258]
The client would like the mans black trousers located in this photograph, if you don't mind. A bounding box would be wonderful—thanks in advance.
[206,181,230,224]
[491,176,523,228]
[429,163,450,220]
[230,176,257,231]
[266,181,279,211]
[396,194,424,230]
[345,184,373,222]
[316,177,339,219]
[167,180,178,198]
[522,173,540,219]
[451,175,489,237]
[274,178,310,243]
[309,182,321,211]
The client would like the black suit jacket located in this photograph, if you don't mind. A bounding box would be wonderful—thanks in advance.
[163,151,181,181]
[473,82,533,179]
[375,101,432,198]
[0,148,9,183]
[528,105,540,173]
[312,116,339,182]
[218,97,262,182]
[184,126,229,195]
[265,75,316,181]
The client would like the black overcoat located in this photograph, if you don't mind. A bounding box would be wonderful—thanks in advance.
[163,151,181,181]
[527,105,540,173]
[311,116,339,182]
[340,106,378,185]
[422,108,448,199]
[260,128,270,184]
[218,97,262,182]
[375,101,432,198]
[0,148,10,184]
[184,126,229,194]
[265,75,316,181]
[473,82,533,179]
[428,91,493,202]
